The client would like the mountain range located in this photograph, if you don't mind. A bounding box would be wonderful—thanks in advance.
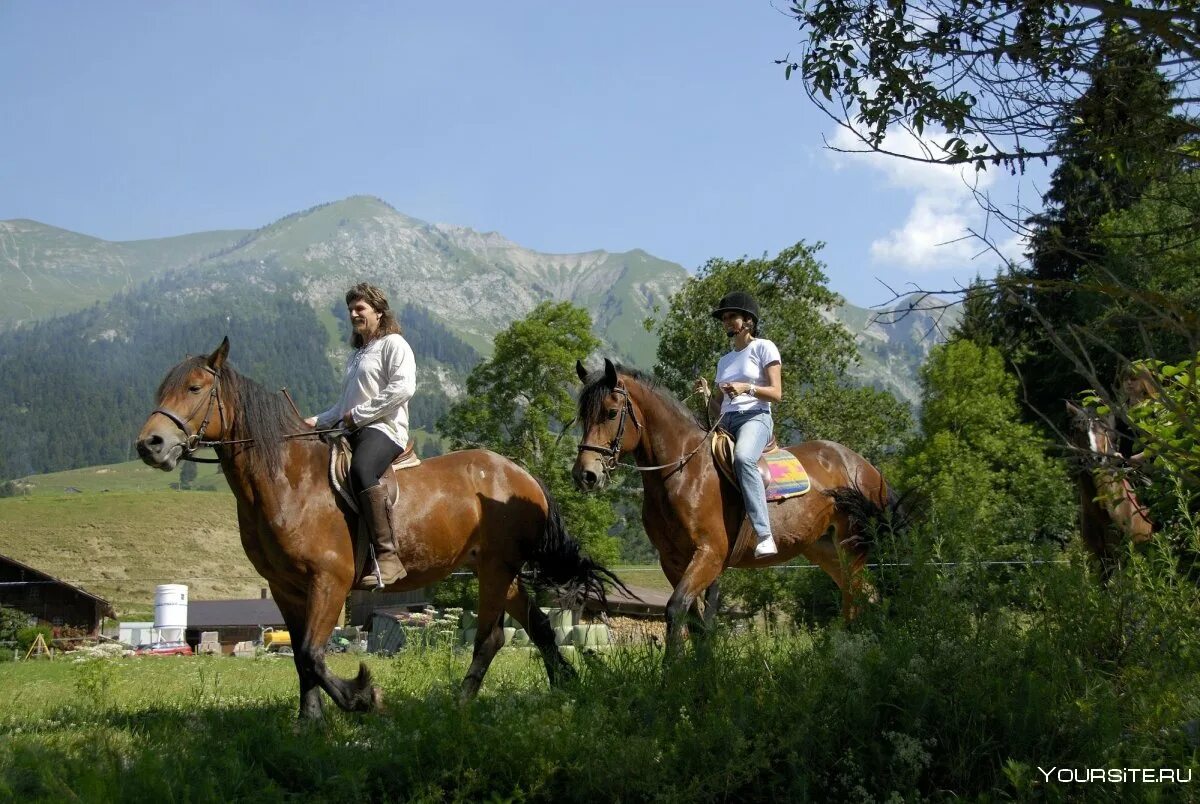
[0,196,956,478]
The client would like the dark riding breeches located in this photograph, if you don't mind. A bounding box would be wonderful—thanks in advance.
[348,428,401,493]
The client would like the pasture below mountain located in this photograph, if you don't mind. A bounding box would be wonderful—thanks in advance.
[0,476,251,617]
[0,458,673,617]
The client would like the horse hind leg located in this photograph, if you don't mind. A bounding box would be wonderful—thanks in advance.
[798,531,874,622]
[461,563,515,703]
[504,579,575,687]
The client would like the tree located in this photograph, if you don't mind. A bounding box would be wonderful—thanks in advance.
[997,34,1186,425]
[438,301,620,564]
[784,3,1200,169]
[895,340,1075,558]
[650,241,912,457]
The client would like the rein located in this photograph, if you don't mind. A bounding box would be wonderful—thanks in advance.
[150,367,340,464]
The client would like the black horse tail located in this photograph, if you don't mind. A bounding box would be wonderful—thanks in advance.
[522,479,633,611]
[825,476,919,552]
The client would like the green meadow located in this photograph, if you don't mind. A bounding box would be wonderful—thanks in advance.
[1,548,1198,802]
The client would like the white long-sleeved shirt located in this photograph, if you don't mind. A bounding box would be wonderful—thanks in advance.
[315,333,417,448]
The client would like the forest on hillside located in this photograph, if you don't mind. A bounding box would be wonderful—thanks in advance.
[0,271,481,479]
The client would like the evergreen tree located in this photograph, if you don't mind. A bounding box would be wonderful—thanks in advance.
[895,341,1075,559]
[1007,31,1185,424]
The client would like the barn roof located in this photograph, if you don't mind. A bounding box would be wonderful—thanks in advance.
[0,553,116,618]
[187,598,286,628]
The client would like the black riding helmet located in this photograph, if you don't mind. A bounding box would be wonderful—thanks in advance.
[710,291,760,328]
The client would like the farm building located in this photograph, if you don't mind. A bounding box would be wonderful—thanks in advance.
[584,584,669,618]
[0,553,115,633]
[185,593,288,654]
[346,586,431,628]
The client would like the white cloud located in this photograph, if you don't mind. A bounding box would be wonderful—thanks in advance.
[827,127,1023,271]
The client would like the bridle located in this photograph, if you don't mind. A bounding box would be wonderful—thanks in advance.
[576,380,725,478]
[576,382,641,472]
[149,365,232,463]
[148,363,347,464]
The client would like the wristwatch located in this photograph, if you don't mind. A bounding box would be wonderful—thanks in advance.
[749,384,757,397]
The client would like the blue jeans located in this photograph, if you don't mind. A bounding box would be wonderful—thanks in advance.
[725,409,773,540]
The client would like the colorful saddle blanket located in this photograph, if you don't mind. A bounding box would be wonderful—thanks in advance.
[711,430,811,501]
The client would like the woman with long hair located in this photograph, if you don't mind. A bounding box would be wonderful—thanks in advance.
[305,283,416,587]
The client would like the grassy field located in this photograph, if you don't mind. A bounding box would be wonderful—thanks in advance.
[0,460,250,618]
[2,593,1197,804]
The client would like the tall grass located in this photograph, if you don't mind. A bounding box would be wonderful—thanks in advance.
[1,547,1198,802]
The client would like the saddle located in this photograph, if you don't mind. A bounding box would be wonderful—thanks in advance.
[328,435,422,585]
[710,430,810,501]
[711,429,811,564]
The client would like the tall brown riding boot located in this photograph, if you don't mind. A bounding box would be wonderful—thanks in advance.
[357,484,407,589]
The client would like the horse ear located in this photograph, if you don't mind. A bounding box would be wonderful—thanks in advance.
[604,358,618,388]
[208,337,230,371]
[576,360,589,383]
[1065,399,1081,416]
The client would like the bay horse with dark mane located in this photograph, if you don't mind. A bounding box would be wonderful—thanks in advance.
[137,338,619,721]
[573,359,900,650]
[1065,399,1153,581]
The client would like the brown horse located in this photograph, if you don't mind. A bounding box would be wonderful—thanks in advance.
[1065,399,1153,580]
[136,338,619,721]
[572,360,899,650]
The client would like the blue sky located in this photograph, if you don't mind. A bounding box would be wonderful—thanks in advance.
[0,2,1044,308]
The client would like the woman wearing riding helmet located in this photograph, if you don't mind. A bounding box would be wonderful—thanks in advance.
[692,290,783,558]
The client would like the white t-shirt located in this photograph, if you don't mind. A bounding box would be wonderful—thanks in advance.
[316,333,417,448]
[715,338,781,414]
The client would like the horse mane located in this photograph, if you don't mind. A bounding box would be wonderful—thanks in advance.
[578,364,704,430]
[158,356,305,475]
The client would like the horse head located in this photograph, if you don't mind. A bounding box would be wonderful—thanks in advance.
[1065,398,1117,466]
[137,338,232,471]
[573,358,643,490]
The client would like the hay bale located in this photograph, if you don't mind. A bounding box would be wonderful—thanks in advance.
[570,624,611,647]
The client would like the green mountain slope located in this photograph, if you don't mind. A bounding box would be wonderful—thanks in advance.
[0,220,248,326]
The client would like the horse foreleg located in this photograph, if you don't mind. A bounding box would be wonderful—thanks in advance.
[664,549,724,659]
[273,585,325,722]
[504,579,575,687]
[298,574,379,715]
[461,563,514,703]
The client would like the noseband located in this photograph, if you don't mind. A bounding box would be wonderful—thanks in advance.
[150,366,228,462]
[577,382,641,471]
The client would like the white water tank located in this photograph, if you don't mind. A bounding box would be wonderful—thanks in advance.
[154,584,188,643]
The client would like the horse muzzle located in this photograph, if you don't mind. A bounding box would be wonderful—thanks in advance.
[136,429,184,471]
[572,462,604,492]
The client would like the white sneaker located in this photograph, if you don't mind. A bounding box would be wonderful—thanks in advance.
[754,536,778,558]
